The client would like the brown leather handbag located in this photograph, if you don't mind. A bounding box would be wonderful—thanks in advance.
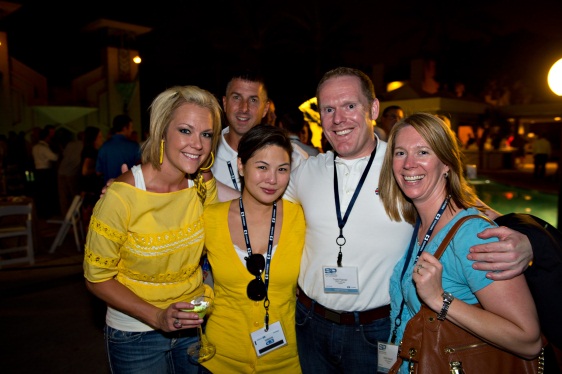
[389,215,544,374]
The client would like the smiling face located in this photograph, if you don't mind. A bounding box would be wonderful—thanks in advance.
[223,78,269,140]
[238,145,291,206]
[392,125,449,206]
[162,102,214,175]
[318,75,378,159]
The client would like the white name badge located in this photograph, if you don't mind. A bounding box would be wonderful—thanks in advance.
[377,342,399,373]
[322,265,359,294]
[251,321,287,357]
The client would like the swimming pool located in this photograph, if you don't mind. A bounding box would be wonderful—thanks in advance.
[470,179,558,227]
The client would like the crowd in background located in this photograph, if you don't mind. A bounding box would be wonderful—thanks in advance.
[0,115,141,222]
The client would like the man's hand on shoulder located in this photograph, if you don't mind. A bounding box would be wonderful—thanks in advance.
[217,180,240,202]
[467,226,533,281]
[100,164,130,198]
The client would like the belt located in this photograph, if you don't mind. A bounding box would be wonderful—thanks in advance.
[297,288,390,325]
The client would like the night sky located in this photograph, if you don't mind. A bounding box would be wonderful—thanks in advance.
[2,0,562,114]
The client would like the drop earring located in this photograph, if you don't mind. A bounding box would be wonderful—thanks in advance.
[200,152,215,171]
[159,140,164,164]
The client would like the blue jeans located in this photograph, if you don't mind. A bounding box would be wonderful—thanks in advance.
[295,299,390,374]
[105,325,199,374]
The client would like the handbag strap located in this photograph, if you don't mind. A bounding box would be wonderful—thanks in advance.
[433,214,495,260]
[390,213,495,344]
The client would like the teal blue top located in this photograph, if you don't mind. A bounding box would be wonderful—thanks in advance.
[389,208,497,374]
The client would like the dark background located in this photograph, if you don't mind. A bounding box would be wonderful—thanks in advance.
[3,0,562,118]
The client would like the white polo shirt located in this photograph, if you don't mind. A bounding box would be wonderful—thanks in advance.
[284,140,414,312]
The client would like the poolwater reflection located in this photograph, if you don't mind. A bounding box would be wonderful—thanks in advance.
[471,179,558,227]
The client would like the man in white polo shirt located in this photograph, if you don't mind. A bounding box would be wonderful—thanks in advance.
[211,70,307,200]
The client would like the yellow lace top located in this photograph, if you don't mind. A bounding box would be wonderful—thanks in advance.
[83,178,217,308]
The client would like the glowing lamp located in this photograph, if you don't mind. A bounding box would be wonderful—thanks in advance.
[547,58,562,96]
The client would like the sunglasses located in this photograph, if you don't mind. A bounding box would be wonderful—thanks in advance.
[245,254,267,301]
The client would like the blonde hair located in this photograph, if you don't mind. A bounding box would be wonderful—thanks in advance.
[141,85,222,170]
[379,112,482,224]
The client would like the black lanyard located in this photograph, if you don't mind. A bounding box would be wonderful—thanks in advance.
[227,161,240,191]
[390,196,450,343]
[239,197,276,331]
[333,147,376,266]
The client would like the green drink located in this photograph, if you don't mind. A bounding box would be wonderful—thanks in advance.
[182,298,210,318]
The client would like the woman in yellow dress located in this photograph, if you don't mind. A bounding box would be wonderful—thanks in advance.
[202,125,305,373]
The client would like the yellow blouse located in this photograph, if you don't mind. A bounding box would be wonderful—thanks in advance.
[83,178,217,308]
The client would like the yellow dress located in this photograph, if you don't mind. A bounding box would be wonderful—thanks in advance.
[83,178,217,310]
[202,199,305,374]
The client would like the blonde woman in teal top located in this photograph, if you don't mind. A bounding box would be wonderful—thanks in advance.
[379,113,542,373]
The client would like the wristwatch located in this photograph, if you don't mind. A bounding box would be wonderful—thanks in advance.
[437,292,454,321]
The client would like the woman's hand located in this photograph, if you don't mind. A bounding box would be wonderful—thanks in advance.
[157,301,204,332]
[412,252,445,313]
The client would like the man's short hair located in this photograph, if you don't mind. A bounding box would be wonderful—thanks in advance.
[382,105,403,117]
[112,114,132,134]
[225,69,268,99]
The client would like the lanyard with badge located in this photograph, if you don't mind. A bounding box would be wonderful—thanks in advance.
[322,147,376,294]
[239,198,287,356]
[377,196,450,373]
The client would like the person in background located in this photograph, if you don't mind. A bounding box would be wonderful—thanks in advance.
[202,125,305,373]
[378,113,541,373]
[32,124,59,218]
[129,130,140,143]
[299,120,320,152]
[211,69,307,201]
[532,132,551,179]
[262,98,277,125]
[80,126,105,227]
[84,85,221,374]
[276,107,320,156]
[57,131,83,215]
[96,114,141,184]
[375,105,404,141]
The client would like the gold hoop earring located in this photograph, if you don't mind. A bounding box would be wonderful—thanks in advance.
[200,152,215,171]
[159,140,164,165]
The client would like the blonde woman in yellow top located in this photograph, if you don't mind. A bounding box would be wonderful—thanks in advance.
[84,85,221,374]
[202,125,305,373]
